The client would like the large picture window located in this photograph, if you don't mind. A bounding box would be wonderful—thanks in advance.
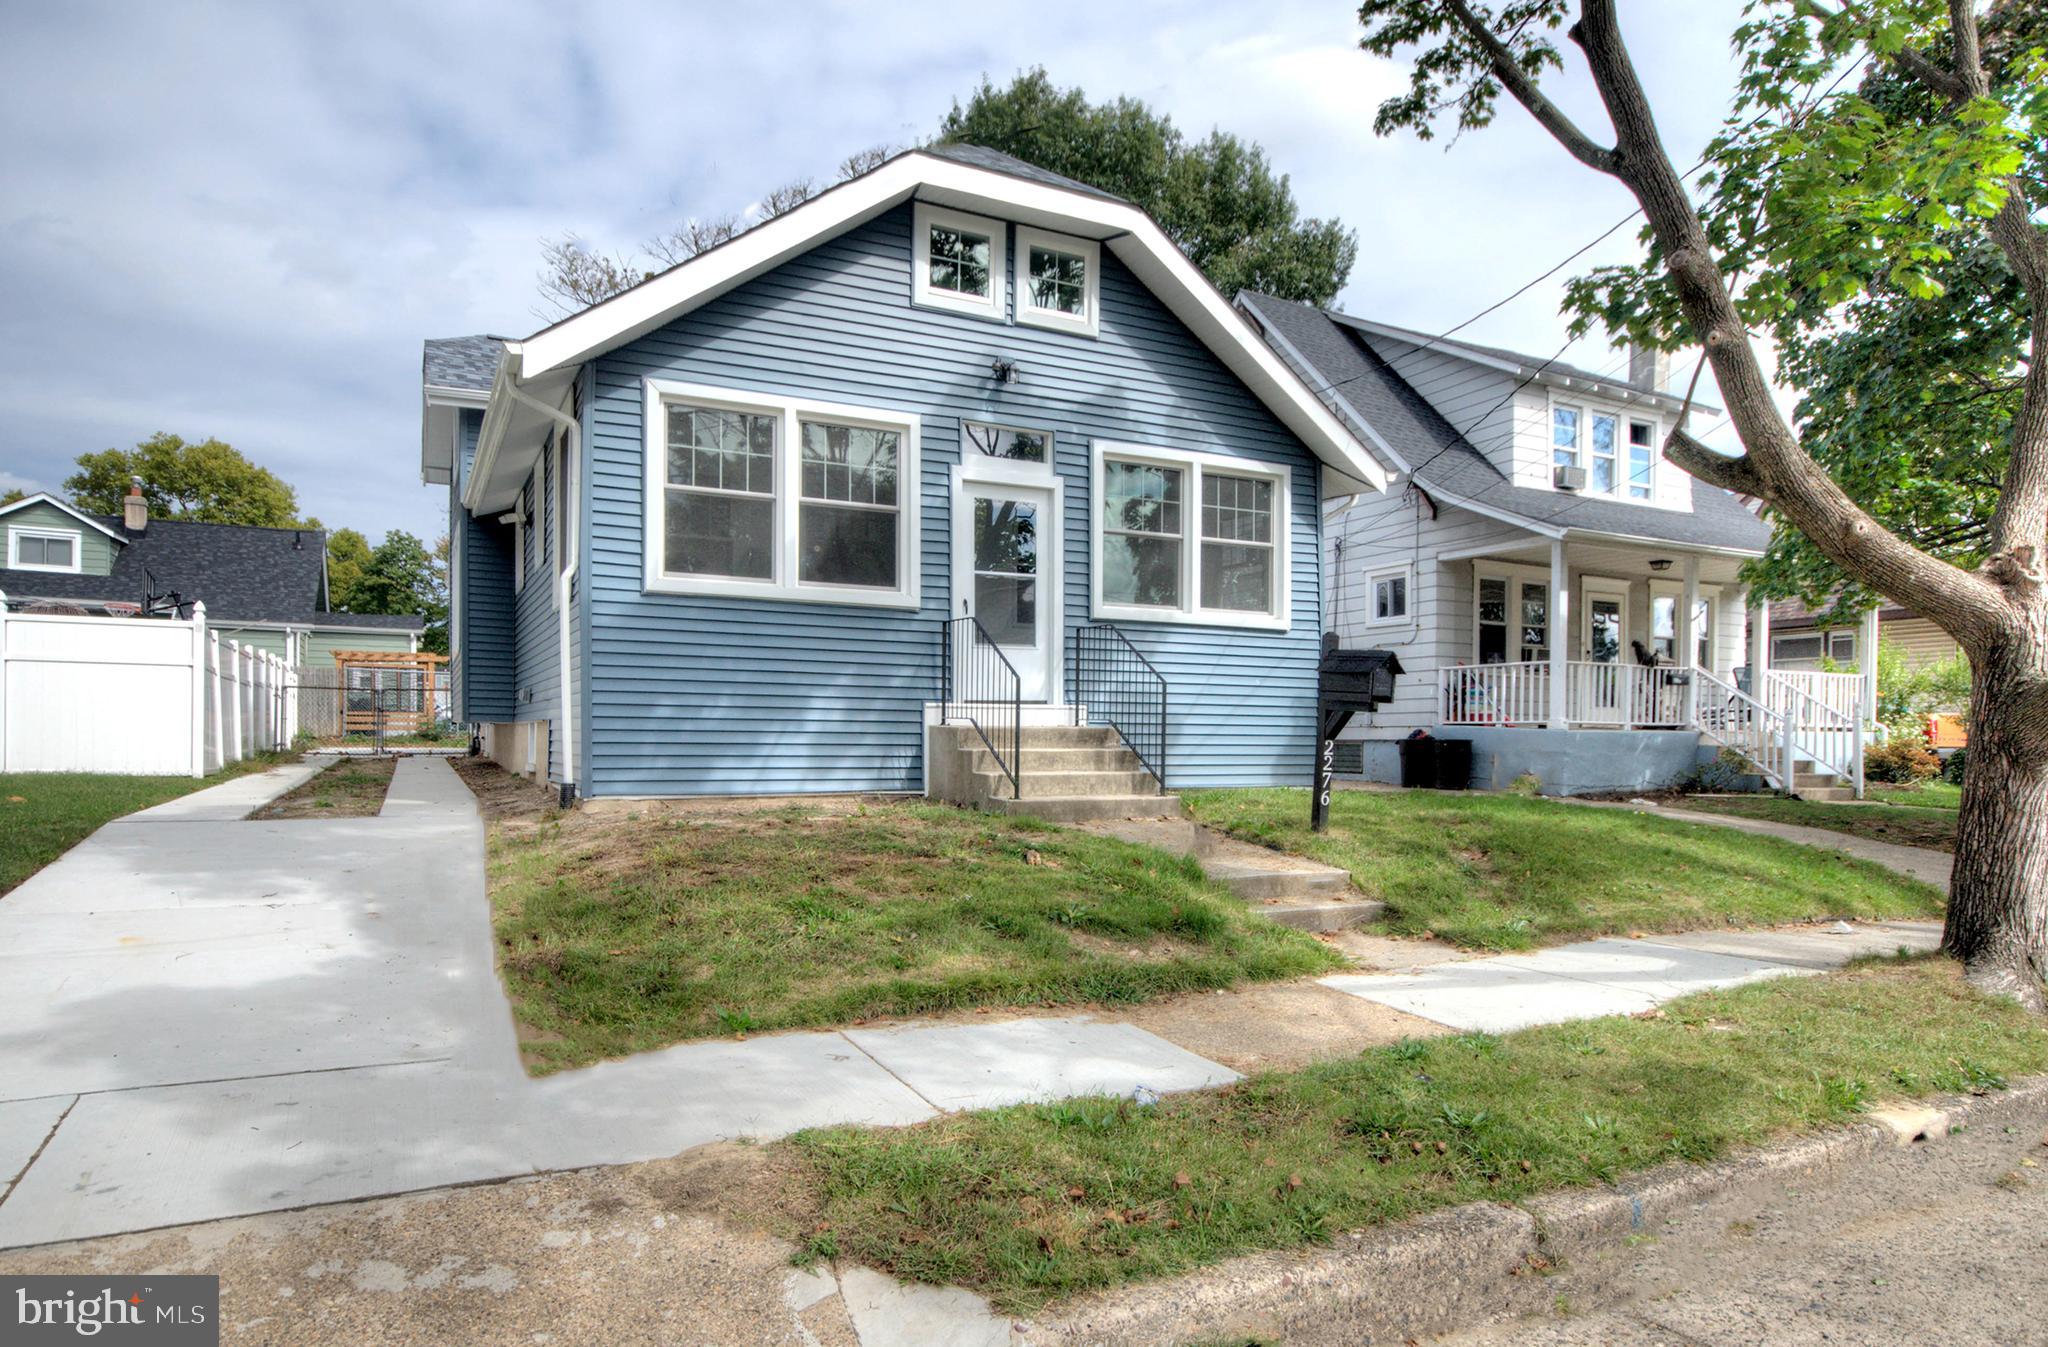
[1092,442,1288,629]
[642,380,920,607]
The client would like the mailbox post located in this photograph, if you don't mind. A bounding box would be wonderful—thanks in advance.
[1313,633,1403,831]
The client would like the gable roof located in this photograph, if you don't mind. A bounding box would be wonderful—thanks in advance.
[460,145,1386,513]
[0,515,421,629]
[1239,293,1772,555]
[0,492,128,544]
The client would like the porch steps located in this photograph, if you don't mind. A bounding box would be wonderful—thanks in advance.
[928,723,1180,823]
[1086,817,1386,934]
[1794,768,1856,802]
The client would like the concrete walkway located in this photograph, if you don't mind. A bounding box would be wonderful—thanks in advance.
[1322,921,1943,1033]
[1573,796,1955,889]
[0,757,1233,1249]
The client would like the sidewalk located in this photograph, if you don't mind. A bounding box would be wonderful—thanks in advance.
[1570,796,1954,889]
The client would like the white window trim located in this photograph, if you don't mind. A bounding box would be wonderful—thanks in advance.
[1089,440,1290,632]
[641,378,922,609]
[1471,561,1556,663]
[961,419,1054,469]
[1625,416,1659,501]
[7,525,83,573]
[1014,226,1101,337]
[1581,575,1631,659]
[1365,564,1411,627]
[1649,579,1721,668]
[1588,410,1620,494]
[1550,399,1582,470]
[911,203,1006,320]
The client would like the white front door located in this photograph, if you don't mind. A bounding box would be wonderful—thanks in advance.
[954,476,1058,701]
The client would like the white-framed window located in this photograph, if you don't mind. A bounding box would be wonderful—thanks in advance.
[1014,226,1100,337]
[1368,565,1410,625]
[963,421,1050,463]
[911,204,1005,319]
[7,526,81,573]
[510,479,531,596]
[1090,441,1288,630]
[1590,412,1619,492]
[1650,581,1717,668]
[1627,419,1656,500]
[1475,565,1551,664]
[1552,404,1581,468]
[1772,630,1856,665]
[642,379,921,609]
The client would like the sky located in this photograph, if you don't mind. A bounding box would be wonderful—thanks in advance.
[0,0,1768,543]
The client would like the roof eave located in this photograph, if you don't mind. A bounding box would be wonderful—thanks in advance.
[0,492,127,544]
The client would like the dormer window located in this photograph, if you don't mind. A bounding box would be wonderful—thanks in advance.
[1552,406,1580,468]
[1590,413,1618,492]
[1015,227,1100,336]
[912,204,1005,319]
[1627,420,1656,499]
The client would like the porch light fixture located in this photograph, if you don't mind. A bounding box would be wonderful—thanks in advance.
[1648,558,1673,572]
[990,357,1020,385]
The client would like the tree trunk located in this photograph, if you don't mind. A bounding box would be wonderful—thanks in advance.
[1943,626,2048,1012]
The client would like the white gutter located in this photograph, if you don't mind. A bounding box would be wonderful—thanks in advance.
[505,380,579,799]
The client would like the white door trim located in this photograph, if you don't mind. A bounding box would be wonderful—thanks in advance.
[1581,575,1631,663]
[951,461,1064,704]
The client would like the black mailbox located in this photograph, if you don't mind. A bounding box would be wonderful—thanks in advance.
[1313,634,1405,831]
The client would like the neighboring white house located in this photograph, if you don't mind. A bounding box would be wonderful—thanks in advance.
[1239,293,1873,796]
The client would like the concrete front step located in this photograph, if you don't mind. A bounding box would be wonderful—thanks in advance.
[987,794,1184,823]
[1201,857,1353,902]
[1253,896,1387,932]
[959,745,1147,774]
[1798,786,1857,802]
[973,768,1162,800]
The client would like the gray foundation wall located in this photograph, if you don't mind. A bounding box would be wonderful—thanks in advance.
[1353,728,1723,796]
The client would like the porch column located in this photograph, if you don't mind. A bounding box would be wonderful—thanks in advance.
[1549,537,1570,727]
[1681,555,1701,723]
[1749,590,1770,693]
[1860,605,1881,725]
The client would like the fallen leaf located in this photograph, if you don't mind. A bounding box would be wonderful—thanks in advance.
[1172,1171,1192,1189]
[1024,849,1044,866]
[1286,1174,1305,1191]
[1066,1186,1086,1201]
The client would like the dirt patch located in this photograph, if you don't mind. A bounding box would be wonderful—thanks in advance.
[250,756,394,819]
[450,756,561,823]
[1113,979,1448,1072]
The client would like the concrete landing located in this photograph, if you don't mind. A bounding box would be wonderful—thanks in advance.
[129,757,332,820]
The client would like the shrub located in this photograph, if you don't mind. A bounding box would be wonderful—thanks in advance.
[1865,738,1940,784]
[1942,747,1968,785]
[1677,748,1754,793]
[1508,773,1543,797]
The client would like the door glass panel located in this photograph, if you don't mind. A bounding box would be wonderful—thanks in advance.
[1652,595,1677,663]
[1520,583,1548,662]
[1477,576,1507,663]
[973,496,1038,646]
[1588,598,1622,662]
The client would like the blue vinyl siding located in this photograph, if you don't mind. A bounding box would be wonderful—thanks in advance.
[452,408,515,721]
[509,435,563,781]
[581,202,1321,797]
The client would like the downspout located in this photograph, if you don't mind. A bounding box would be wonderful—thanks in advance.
[507,382,579,802]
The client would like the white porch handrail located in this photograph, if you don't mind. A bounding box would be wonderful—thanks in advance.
[1691,668,1791,790]
[1761,669,1860,726]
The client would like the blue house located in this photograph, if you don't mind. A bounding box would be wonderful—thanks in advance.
[421,146,1385,813]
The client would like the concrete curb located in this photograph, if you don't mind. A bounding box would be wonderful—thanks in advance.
[1021,1075,2048,1346]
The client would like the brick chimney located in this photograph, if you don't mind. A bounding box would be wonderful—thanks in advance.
[1628,344,1673,394]
[123,476,148,532]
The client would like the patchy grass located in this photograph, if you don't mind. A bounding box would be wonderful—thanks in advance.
[481,795,1342,1072]
[0,752,298,896]
[1183,788,1941,950]
[1869,780,1962,810]
[1676,794,1957,854]
[251,756,395,819]
[785,959,2047,1313]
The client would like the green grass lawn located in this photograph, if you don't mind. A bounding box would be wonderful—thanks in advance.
[785,958,2046,1313]
[486,800,1342,1072]
[1677,794,1958,853]
[0,752,297,896]
[1183,788,1941,950]
[1869,780,1962,809]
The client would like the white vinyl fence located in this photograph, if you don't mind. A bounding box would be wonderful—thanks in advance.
[0,595,295,776]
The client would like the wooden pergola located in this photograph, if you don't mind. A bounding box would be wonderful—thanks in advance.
[333,649,448,734]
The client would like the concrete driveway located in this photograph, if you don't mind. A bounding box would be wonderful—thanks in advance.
[0,758,1230,1248]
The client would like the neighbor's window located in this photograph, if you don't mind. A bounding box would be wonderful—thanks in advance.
[9,528,78,571]
[912,205,1005,318]
[1200,472,1275,613]
[1590,413,1618,492]
[799,419,900,589]
[1552,405,1581,467]
[1095,444,1288,628]
[1628,420,1656,500]
[1014,227,1100,335]
[663,405,776,580]
[1370,569,1408,623]
[963,421,1049,462]
[1101,461,1183,608]
[646,382,920,607]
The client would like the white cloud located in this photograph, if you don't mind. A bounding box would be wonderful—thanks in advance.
[0,0,1765,542]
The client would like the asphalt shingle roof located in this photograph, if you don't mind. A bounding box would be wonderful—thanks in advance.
[423,335,508,392]
[922,143,1128,204]
[1241,292,1773,553]
[0,515,421,628]
[1331,314,1680,401]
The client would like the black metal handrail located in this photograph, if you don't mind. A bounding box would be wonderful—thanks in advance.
[1070,623,1167,790]
[940,615,1022,799]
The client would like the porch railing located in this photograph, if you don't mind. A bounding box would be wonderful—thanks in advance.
[1071,623,1167,790]
[1440,660,1696,729]
[940,615,1021,799]
[1760,669,1861,726]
